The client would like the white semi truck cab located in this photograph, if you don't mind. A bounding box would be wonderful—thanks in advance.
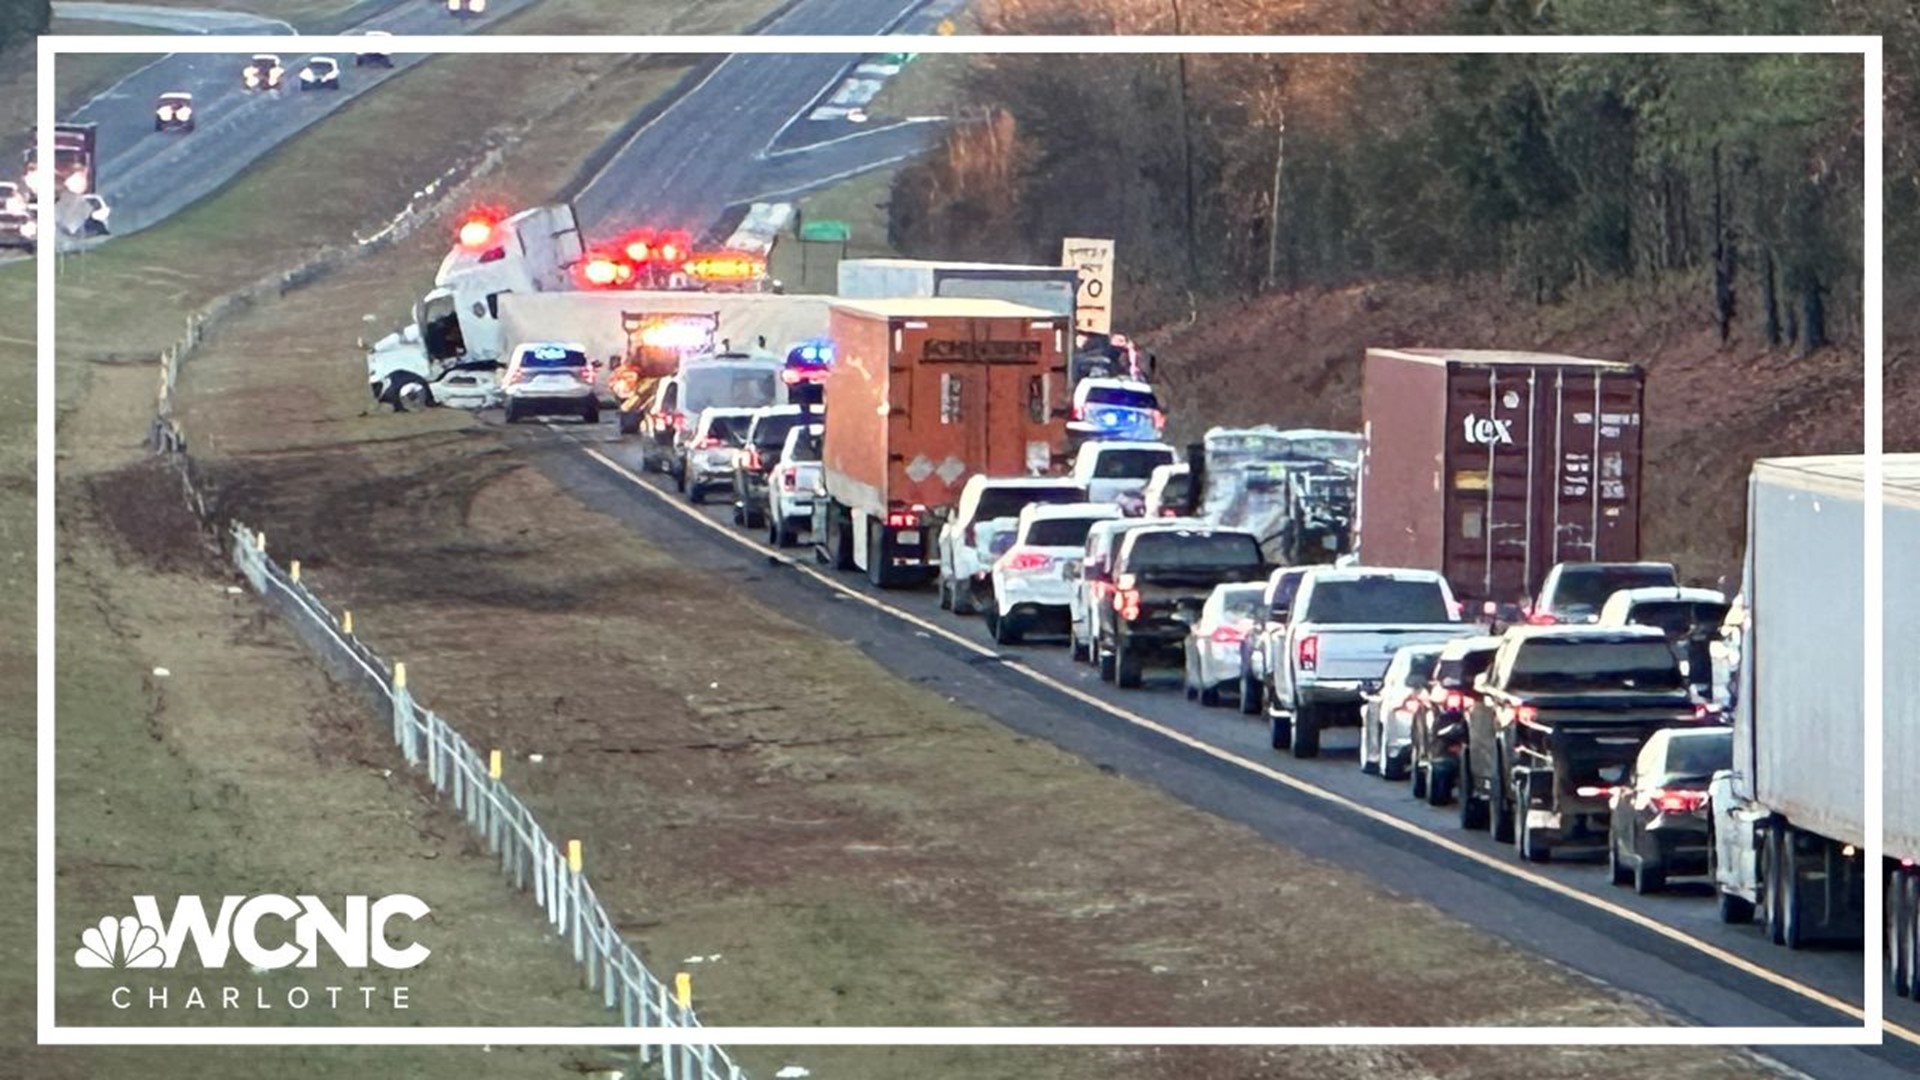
[366,203,585,410]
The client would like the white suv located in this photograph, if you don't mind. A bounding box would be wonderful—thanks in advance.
[1071,440,1179,505]
[937,475,1087,615]
[764,422,823,548]
[502,342,597,424]
[986,502,1121,646]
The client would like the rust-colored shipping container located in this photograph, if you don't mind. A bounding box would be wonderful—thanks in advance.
[816,298,1072,587]
[1356,348,1647,610]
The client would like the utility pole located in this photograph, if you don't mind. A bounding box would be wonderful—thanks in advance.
[1169,0,1200,287]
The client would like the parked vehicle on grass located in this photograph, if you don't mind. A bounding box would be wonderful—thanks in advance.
[985,503,1122,645]
[1183,582,1267,707]
[1094,524,1267,689]
[1608,726,1733,894]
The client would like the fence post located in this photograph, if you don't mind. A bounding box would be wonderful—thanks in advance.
[391,663,413,763]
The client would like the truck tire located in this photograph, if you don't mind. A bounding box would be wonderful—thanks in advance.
[1780,830,1808,950]
[1458,752,1488,830]
[503,399,521,424]
[1890,875,1913,998]
[1409,724,1430,798]
[1900,874,1920,997]
[1265,683,1291,750]
[1238,667,1262,715]
[867,520,894,588]
[1488,751,1515,844]
[1763,827,1787,946]
[825,503,855,571]
[1115,632,1144,689]
[771,514,794,548]
[1289,703,1321,758]
[1427,759,1456,807]
[391,373,432,413]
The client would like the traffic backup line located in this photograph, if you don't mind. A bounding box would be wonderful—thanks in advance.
[567,433,1915,1046]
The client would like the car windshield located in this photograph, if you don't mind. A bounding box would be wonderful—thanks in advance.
[976,486,1084,523]
[682,364,779,414]
[1302,577,1451,624]
[521,347,586,369]
[701,414,752,445]
[1507,638,1685,692]
[1552,566,1677,615]
[1126,531,1263,572]
[751,411,808,449]
[1660,731,1733,780]
[1220,590,1266,622]
[1158,474,1192,502]
[1085,386,1159,411]
[1626,600,1731,639]
[1401,650,1445,686]
[1093,448,1175,480]
[1438,648,1499,688]
[1025,517,1104,547]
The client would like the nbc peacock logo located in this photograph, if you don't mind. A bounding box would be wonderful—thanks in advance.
[75,914,166,969]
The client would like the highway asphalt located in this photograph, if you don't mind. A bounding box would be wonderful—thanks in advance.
[500,414,1920,1080]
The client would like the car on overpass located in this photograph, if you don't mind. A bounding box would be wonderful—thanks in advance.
[154,92,195,133]
[242,54,286,91]
[299,57,342,91]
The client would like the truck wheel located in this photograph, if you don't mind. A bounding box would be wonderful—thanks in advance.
[825,504,855,571]
[1428,760,1455,807]
[1238,669,1262,715]
[1762,827,1786,945]
[1780,831,1808,949]
[1115,633,1143,689]
[1519,812,1552,864]
[1488,753,1515,844]
[866,520,896,589]
[673,462,687,493]
[937,575,954,610]
[1890,876,1913,998]
[1457,753,1488,830]
[1289,704,1321,759]
[772,515,794,548]
[502,399,521,424]
[1409,726,1429,797]
[1900,874,1920,997]
[391,374,432,413]
[1411,759,1429,801]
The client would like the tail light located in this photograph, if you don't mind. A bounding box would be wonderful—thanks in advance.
[1513,704,1541,727]
[1114,588,1140,621]
[1525,611,1559,626]
[744,446,763,471]
[1071,403,1084,421]
[781,471,797,492]
[671,414,689,433]
[1159,508,1177,517]
[1296,634,1319,671]
[1693,703,1717,721]
[1577,785,1627,798]
[695,436,724,449]
[1652,788,1707,814]
[1444,690,1468,712]
[1209,625,1245,645]
[1002,551,1050,572]
[886,510,921,529]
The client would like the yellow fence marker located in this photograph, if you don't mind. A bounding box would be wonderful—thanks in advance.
[674,972,691,1009]
[936,16,954,34]
[488,749,502,780]
[393,662,407,690]
[289,560,301,583]
[342,610,353,635]
[254,530,266,552]
[566,839,583,873]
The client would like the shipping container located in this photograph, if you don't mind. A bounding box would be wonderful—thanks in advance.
[837,259,1081,322]
[1356,348,1647,610]
[815,297,1072,588]
[1709,455,1920,958]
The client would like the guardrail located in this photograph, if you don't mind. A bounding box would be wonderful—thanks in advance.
[228,521,748,1079]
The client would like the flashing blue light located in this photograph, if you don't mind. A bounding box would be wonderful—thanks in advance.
[788,339,835,367]
[531,344,570,360]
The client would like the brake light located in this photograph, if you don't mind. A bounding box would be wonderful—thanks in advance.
[1444,690,1467,712]
[744,446,762,471]
[1526,611,1559,626]
[1694,703,1715,721]
[1209,625,1245,645]
[1071,404,1084,421]
[671,414,689,432]
[695,436,724,449]
[1513,704,1540,727]
[584,258,619,286]
[1652,788,1707,814]
[1151,410,1165,432]
[625,239,651,263]
[1296,634,1318,671]
[1002,551,1050,572]
[781,471,797,492]
[1114,588,1140,621]
[887,510,920,529]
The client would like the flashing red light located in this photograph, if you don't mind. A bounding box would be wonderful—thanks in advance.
[584,258,619,286]
[457,216,493,249]
[1652,788,1707,814]
[1444,690,1467,712]
[781,368,801,385]
[1296,634,1319,671]
[1514,704,1541,727]
[1209,625,1245,645]
[625,239,651,262]
[886,510,921,529]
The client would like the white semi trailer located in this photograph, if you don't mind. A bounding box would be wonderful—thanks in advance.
[1708,454,1920,997]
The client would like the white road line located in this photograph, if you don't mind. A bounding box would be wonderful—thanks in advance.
[761,116,944,162]
[734,150,920,205]
[560,430,1920,1044]
[577,58,737,198]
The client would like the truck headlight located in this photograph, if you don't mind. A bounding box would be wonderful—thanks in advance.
[20,219,36,239]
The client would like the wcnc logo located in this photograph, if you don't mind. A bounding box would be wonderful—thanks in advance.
[75,895,431,971]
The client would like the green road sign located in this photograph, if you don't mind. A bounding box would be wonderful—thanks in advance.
[800,219,852,243]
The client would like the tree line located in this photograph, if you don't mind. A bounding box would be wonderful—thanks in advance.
[888,0,1875,354]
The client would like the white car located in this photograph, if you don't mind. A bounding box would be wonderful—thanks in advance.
[1182,582,1266,707]
[679,407,757,504]
[355,30,394,67]
[1141,463,1192,518]
[764,422,823,548]
[1359,642,1449,781]
[502,342,597,424]
[937,475,1087,615]
[1238,566,1311,715]
[243,54,285,91]
[1067,515,1205,663]
[299,56,341,90]
[1070,439,1178,506]
[447,0,487,15]
[986,502,1122,646]
[0,182,24,215]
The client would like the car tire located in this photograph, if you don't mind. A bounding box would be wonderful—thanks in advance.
[1762,827,1786,946]
[991,608,1022,647]
[1632,853,1665,893]
[502,399,520,424]
[1289,703,1321,759]
[1519,809,1551,864]
[1238,669,1262,715]
[866,520,896,589]
[1457,753,1488,830]
[392,373,432,413]
[1411,759,1429,801]
[1115,633,1143,689]
[617,411,639,435]
[1199,680,1222,708]
[582,403,599,424]
[826,505,855,571]
[1182,647,1199,701]
[1069,621,1088,662]
[1382,746,1408,783]
[1609,833,1632,885]
[1097,634,1117,683]
[1360,710,1379,774]
[673,462,687,492]
[1488,753,1515,844]
[1781,831,1807,950]
[1427,762,1454,807]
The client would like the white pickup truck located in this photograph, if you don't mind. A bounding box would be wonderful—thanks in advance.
[1263,567,1476,758]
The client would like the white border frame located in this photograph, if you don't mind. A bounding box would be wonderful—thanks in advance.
[37,32,1883,1047]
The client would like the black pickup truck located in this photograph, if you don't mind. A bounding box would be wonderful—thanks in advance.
[1094,524,1267,689]
[1460,625,1710,863]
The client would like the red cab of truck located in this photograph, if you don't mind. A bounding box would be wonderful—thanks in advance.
[1356,348,1647,615]
[815,298,1073,588]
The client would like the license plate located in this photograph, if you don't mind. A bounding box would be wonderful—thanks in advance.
[897,529,922,546]
[1360,679,1382,692]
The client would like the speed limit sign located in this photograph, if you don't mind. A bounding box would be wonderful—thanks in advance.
[1061,237,1114,335]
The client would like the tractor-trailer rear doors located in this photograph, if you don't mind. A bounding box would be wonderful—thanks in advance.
[1358,348,1647,611]
[836,259,1081,323]
[821,297,1071,519]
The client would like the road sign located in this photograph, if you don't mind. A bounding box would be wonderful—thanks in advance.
[1062,237,1115,336]
[799,219,852,243]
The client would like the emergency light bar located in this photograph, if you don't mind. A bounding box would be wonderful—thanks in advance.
[685,252,766,281]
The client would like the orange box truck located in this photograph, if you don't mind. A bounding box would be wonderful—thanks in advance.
[814,298,1073,588]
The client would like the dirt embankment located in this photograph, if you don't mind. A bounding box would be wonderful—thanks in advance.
[1145,276,1902,589]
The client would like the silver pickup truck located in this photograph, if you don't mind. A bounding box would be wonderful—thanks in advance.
[1263,567,1477,758]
